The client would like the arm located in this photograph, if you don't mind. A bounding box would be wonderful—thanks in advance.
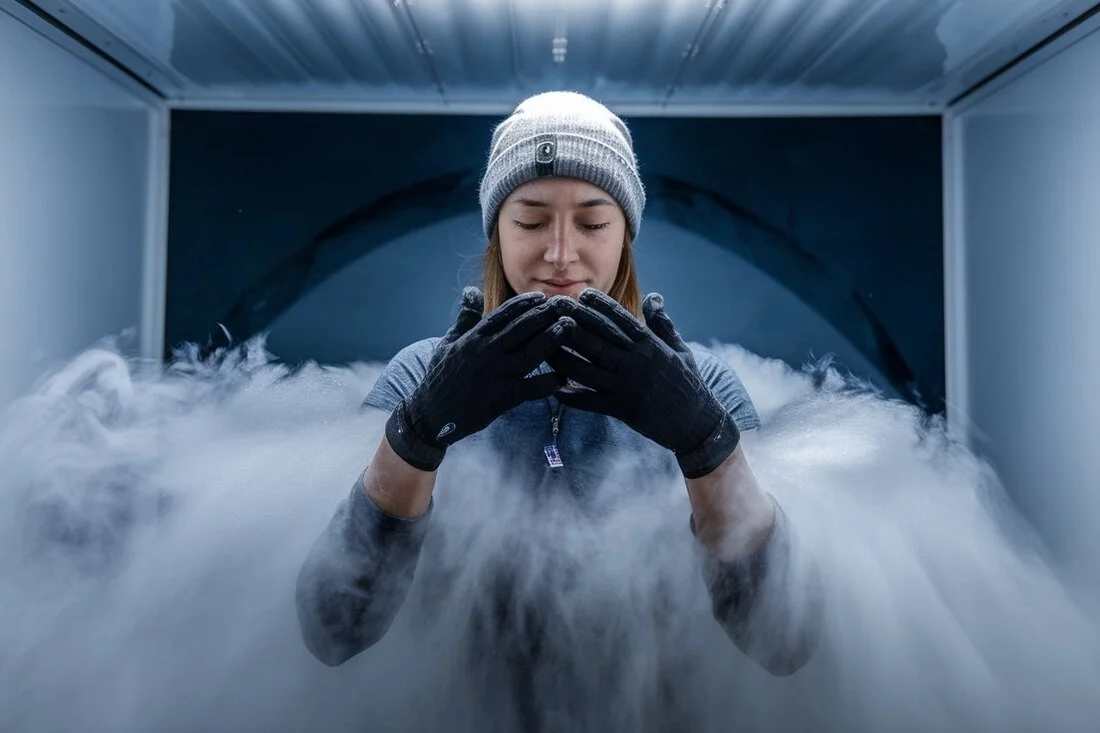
[295,436,437,666]
[548,290,823,676]
[294,288,574,666]
[686,443,774,562]
[686,444,823,676]
[294,331,442,667]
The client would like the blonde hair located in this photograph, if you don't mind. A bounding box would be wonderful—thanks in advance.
[481,228,642,318]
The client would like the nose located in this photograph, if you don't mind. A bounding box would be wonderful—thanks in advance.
[545,219,579,271]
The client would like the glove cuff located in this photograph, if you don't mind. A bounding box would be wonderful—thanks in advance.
[676,410,740,479]
[385,399,446,473]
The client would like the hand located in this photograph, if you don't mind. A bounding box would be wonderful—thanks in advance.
[547,289,739,479]
[386,287,575,471]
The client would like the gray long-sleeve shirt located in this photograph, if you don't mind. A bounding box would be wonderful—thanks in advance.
[295,339,821,725]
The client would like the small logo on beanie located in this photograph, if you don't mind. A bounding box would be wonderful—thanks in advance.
[535,136,556,175]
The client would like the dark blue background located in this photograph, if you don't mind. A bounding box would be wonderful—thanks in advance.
[167,111,943,411]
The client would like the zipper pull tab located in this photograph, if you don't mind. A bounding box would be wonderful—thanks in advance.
[545,407,564,468]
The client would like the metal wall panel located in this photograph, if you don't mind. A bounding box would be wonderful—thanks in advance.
[27,0,1095,110]
[0,2,167,408]
[946,13,1100,589]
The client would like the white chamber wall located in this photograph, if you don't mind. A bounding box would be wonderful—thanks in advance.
[947,19,1100,593]
[0,4,166,410]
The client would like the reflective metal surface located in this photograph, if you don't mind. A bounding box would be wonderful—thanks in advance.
[27,0,1097,110]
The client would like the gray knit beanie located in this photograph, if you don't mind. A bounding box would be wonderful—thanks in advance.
[478,90,646,240]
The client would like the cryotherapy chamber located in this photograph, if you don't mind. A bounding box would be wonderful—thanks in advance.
[3,0,1098,582]
[2,0,1100,731]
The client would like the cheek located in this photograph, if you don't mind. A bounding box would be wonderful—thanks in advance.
[498,239,535,284]
[594,242,624,287]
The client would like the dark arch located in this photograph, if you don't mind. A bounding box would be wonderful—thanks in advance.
[208,170,924,404]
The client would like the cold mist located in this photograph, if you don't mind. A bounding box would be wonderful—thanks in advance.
[0,337,1097,733]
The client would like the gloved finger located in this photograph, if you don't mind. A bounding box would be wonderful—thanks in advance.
[554,387,622,419]
[509,316,576,369]
[545,347,616,392]
[568,326,628,371]
[442,286,485,344]
[495,301,570,354]
[642,293,688,352]
[555,297,634,350]
[513,372,563,403]
[478,291,549,338]
[577,288,647,341]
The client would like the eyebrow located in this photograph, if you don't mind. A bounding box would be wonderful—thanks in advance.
[511,197,615,209]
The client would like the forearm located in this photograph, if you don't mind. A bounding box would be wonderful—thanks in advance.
[295,437,437,666]
[686,444,775,561]
[685,446,823,676]
[365,434,438,518]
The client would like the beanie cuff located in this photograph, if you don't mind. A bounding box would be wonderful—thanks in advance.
[480,131,643,240]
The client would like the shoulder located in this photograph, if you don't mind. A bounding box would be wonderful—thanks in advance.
[689,343,761,432]
[361,337,442,412]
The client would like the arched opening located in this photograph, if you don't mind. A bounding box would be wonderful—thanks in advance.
[210,167,915,400]
[263,212,894,399]
[211,171,906,398]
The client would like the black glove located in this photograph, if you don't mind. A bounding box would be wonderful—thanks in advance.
[387,287,575,471]
[547,289,739,479]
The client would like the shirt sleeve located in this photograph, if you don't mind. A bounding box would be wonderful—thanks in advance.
[296,338,442,666]
[689,345,762,432]
[295,476,434,666]
[361,337,441,412]
[695,497,823,676]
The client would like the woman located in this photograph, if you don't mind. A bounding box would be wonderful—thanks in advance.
[296,91,821,727]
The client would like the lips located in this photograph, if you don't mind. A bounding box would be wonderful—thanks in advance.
[542,279,582,287]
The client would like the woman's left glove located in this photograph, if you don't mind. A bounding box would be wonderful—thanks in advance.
[548,288,739,479]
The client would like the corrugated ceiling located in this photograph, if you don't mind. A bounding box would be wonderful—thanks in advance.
[26,0,1099,111]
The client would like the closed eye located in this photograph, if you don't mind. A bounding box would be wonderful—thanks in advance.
[513,221,610,231]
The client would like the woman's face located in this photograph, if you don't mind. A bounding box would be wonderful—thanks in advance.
[497,177,627,300]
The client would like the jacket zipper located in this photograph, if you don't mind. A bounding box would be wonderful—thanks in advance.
[543,399,564,468]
